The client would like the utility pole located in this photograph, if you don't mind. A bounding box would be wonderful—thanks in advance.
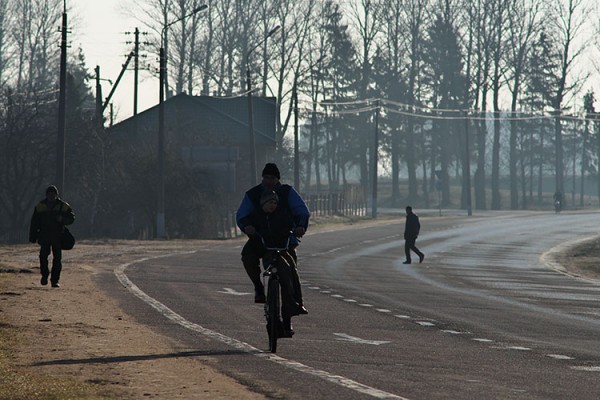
[134,28,140,116]
[95,66,102,123]
[464,110,472,216]
[102,52,134,113]
[371,99,380,219]
[126,27,149,116]
[56,1,68,194]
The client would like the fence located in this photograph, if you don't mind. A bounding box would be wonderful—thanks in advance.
[216,209,242,239]
[304,191,367,217]
[0,189,367,243]
[0,229,28,244]
[215,187,367,239]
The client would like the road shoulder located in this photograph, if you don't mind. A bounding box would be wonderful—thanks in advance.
[0,241,266,399]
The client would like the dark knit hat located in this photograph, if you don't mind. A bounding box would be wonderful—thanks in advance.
[262,163,280,179]
[260,190,279,207]
[46,185,58,194]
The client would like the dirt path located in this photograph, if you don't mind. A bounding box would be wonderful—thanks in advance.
[0,240,266,399]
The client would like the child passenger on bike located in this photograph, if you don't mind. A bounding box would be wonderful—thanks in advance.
[246,190,308,336]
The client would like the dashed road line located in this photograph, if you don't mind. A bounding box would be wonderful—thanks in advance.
[571,366,600,372]
[547,354,575,360]
[441,330,470,335]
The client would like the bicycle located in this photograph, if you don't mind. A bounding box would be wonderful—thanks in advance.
[259,234,298,353]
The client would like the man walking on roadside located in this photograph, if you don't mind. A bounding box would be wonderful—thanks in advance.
[403,206,424,265]
[29,185,75,287]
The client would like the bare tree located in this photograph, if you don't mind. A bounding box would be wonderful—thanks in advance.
[547,0,591,198]
[10,0,62,91]
[504,0,542,209]
[489,0,509,210]
[469,0,498,210]
[269,0,318,151]
[0,0,10,85]
[276,1,319,146]
[347,0,384,193]
[396,0,429,204]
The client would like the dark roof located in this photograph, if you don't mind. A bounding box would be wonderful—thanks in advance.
[108,93,277,145]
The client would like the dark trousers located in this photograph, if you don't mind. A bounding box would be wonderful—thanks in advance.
[404,237,423,262]
[40,240,62,283]
[241,239,304,307]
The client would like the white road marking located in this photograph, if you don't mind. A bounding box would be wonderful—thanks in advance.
[472,338,494,343]
[571,366,600,372]
[377,309,392,313]
[547,354,574,360]
[115,256,408,399]
[360,303,374,307]
[415,321,435,327]
[334,333,392,346]
[218,288,251,296]
[441,330,469,335]
[492,346,532,351]
[331,294,344,298]
[394,315,411,319]
[344,299,358,303]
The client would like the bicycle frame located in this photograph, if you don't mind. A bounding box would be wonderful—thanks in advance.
[259,235,293,353]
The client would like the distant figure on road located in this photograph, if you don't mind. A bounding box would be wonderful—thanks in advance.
[553,191,562,213]
[403,206,424,265]
[29,185,75,288]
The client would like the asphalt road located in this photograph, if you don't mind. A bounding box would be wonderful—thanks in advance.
[99,210,600,400]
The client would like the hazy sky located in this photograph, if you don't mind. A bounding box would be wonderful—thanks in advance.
[75,0,156,123]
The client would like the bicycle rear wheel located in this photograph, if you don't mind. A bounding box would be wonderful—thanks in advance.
[266,277,280,353]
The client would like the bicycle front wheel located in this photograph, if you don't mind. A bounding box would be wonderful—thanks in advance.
[266,277,280,353]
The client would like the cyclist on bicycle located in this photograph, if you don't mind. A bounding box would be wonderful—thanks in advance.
[236,163,309,311]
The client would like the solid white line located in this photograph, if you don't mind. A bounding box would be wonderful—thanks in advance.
[114,255,409,400]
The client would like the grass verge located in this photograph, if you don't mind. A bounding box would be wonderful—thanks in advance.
[0,274,111,400]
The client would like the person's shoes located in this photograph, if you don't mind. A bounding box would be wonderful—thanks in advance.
[402,260,411,264]
[298,304,308,315]
[51,282,60,288]
[281,328,295,338]
[281,319,294,338]
[254,287,266,303]
[419,254,425,263]
[40,276,48,286]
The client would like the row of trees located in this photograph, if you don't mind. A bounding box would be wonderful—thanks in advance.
[0,0,223,241]
[0,0,100,241]
[128,0,599,209]
[0,0,599,241]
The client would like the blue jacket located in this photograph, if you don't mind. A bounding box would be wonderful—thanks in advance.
[236,182,310,232]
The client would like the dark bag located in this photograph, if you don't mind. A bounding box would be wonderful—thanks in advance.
[61,227,75,250]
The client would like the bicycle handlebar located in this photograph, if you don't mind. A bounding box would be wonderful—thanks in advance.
[254,232,298,251]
